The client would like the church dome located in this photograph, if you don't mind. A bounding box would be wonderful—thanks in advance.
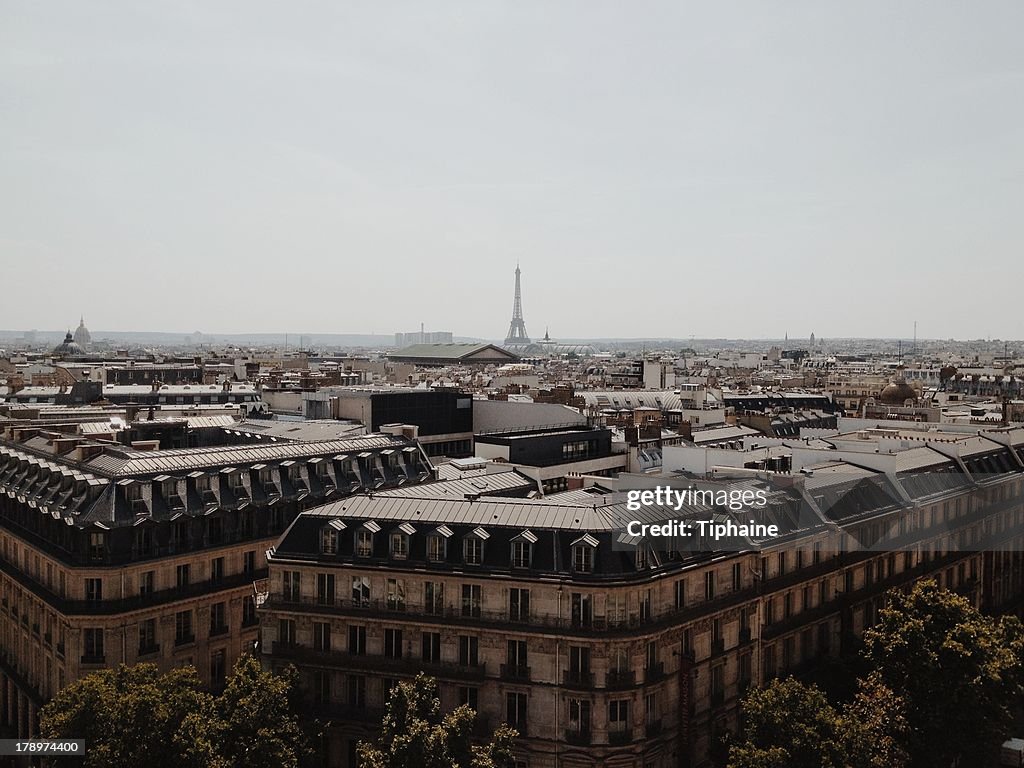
[73,316,91,346]
[878,377,917,405]
[52,330,84,358]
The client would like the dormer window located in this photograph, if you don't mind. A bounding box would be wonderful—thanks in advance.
[427,526,452,562]
[510,530,537,569]
[635,547,648,570]
[391,523,414,560]
[356,521,380,558]
[321,525,340,555]
[356,530,373,557]
[227,471,243,490]
[571,534,598,574]
[464,527,490,565]
[195,475,211,493]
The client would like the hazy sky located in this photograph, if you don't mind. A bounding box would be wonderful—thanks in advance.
[2,2,1022,341]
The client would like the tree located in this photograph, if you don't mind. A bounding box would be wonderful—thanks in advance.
[215,655,310,768]
[358,674,517,768]
[728,678,855,768]
[40,656,307,768]
[39,664,220,768]
[862,579,1024,767]
[727,676,906,768]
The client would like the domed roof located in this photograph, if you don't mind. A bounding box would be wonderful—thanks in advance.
[878,377,917,405]
[73,315,91,346]
[52,330,85,357]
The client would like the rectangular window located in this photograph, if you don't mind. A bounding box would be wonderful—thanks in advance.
[242,596,257,626]
[279,618,296,646]
[422,632,441,663]
[210,557,224,584]
[138,619,157,653]
[175,610,194,645]
[85,578,102,602]
[458,635,479,667]
[568,698,591,734]
[243,551,256,574]
[704,571,715,601]
[675,579,686,610]
[509,588,530,622]
[83,628,104,660]
[347,675,366,707]
[461,584,481,618]
[424,582,444,615]
[464,537,483,565]
[321,528,338,555]
[511,541,531,568]
[732,562,742,592]
[459,686,478,710]
[352,576,370,607]
[348,625,367,655]
[427,535,446,562]
[390,533,409,559]
[506,692,528,729]
[609,699,629,732]
[356,530,373,557]
[573,545,593,573]
[210,602,227,635]
[384,628,403,659]
[176,564,191,589]
[317,573,336,606]
[282,571,300,601]
[571,593,593,628]
[386,578,406,611]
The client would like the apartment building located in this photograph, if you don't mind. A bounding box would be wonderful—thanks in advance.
[0,426,433,739]
[260,426,1024,768]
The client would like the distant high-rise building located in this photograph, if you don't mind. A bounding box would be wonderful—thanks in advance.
[394,330,454,347]
[504,263,531,346]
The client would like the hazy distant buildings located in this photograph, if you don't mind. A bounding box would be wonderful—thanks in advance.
[394,330,453,347]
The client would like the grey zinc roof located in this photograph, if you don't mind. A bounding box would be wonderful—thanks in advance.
[373,471,534,499]
[83,435,410,477]
[305,494,621,531]
[389,343,517,359]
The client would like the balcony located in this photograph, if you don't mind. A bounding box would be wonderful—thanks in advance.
[500,664,531,682]
[271,643,487,681]
[563,670,594,689]
[644,662,666,683]
[564,728,591,746]
[210,624,230,638]
[608,728,632,746]
[138,643,160,657]
[175,634,196,648]
[604,669,635,690]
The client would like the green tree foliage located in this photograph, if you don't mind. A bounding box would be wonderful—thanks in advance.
[358,674,517,768]
[863,579,1024,767]
[727,675,906,768]
[39,656,307,768]
[215,655,310,768]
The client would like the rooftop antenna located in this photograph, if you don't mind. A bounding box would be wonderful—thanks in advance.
[913,321,917,357]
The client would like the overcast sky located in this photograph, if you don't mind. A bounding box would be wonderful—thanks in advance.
[2,1,1022,341]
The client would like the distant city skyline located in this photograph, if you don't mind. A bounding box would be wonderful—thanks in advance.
[2,2,1022,339]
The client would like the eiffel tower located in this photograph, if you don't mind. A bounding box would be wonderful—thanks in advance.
[504,263,531,346]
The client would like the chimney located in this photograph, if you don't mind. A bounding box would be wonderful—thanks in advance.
[131,440,161,451]
[52,437,82,456]
[72,444,104,462]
